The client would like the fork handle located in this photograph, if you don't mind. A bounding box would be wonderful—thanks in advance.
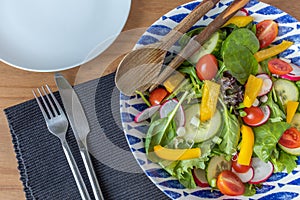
[81,148,105,200]
[61,139,91,200]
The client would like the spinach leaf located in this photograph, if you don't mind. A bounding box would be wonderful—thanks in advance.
[221,28,259,84]
[221,28,260,55]
[222,43,258,84]
[253,122,290,162]
[218,100,240,155]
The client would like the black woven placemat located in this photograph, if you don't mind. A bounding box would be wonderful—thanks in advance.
[4,73,169,200]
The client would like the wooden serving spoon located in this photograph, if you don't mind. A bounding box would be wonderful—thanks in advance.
[115,0,221,96]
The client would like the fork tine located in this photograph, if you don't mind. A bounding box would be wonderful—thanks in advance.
[42,86,58,116]
[33,90,49,120]
[46,85,64,115]
[37,88,54,118]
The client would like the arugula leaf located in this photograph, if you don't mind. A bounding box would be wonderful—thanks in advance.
[253,122,290,162]
[145,92,188,161]
[244,184,257,196]
[271,149,298,173]
[263,92,286,119]
[218,100,240,155]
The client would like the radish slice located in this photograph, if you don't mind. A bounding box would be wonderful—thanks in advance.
[235,8,249,16]
[232,167,254,183]
[249,157,274,184]
[193,168,209,187]
[160,99,185,127]
[256,74,273,96]
[134,105,160,122]
[281,63,300,81]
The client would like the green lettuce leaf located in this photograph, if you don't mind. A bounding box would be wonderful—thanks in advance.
[218,100,240,155]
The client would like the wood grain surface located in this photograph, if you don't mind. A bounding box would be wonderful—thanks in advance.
[0,0,299,199]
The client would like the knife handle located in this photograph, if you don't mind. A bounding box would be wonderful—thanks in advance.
[61,139,91,200]
[81,148,105,200]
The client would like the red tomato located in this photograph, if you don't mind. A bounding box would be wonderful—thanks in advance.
[217,170,245,196]
[196,54,218,80]
[149,87,168,106]
[232,154,251,173]
[242,107,264,126]
[279,127,300,148]
[268,58,293,75]
[256,20,278,49]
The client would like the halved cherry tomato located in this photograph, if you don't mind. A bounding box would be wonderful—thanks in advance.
[196,54,218,80]
[242,107,264,126]
[256,20,278,49]
[268,58,293,75]
[279,127,300,148]
[217,170,245,196]
[149,87,168,106]
[232,154,251,173]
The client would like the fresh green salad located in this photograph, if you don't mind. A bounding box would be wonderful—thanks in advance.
[134,14,300,196]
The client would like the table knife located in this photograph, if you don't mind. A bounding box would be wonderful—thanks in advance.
[55,73,104,200]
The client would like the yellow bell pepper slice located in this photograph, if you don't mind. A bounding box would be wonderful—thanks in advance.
[254,40,293,62]
[243,75,263,108]
[223,16,254,28]
[200,80,221,122]
[153,145,201,161]
[286,101,299,123]
[238,125,254,166]
[163,72,185,93]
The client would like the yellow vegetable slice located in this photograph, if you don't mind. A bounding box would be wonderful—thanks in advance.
[286,101,299,123]
[163,72,185,93]
[243,75,263,108]
[254,40,293,62]
[238,125,254,166]
[153,145,201,161]
[223,16,254,28]
[200,80,220,122]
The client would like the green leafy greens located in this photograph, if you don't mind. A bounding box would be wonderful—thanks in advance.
[253,122,290,162]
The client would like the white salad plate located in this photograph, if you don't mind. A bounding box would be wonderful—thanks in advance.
[120,0,300,199]
[0,0,131,72]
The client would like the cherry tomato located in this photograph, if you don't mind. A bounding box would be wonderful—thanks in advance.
[232,154,251,173]
[256,20,278,49]
[149,87,168,106]
[279,127,300,148]
[196,54,218,80]
[242,107,264,126]
[268,58,293,75]
[217,170,245,196]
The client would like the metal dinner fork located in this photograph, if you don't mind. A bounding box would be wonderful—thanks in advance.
[33,85,91,200]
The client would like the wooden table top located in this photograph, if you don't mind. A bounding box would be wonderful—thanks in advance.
[0,0,299,199]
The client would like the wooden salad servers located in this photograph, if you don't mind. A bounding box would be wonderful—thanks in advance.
[115,0,220,96]
[115,0,250,96]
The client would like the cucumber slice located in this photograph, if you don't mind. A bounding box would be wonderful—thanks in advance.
[279,143,300,156]
[291,113,300,131]
[274,79,299,110]
[188,31,225,64]
[206,155,232,187]
[183,104,222,143]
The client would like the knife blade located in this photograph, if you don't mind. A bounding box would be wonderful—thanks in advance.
[55,73,104,200]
